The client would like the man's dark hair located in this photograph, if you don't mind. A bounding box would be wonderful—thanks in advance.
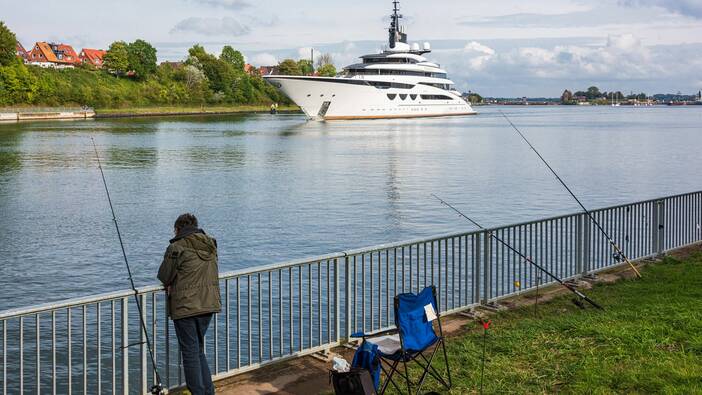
[174,213,198,230]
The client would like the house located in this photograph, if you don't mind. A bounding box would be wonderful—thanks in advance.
[244,63,256,75]
[27,42,80,68]
[16,42,29,63]
[79,48,107,68]
[160,61,184,69]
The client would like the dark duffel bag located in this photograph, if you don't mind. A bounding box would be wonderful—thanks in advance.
[330,367,376,395]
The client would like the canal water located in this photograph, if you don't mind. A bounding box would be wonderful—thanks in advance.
[1,106,700,310]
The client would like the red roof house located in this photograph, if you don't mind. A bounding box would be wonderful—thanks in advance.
[79,48,107,68]
[27,42,80,68]
[16,42,29,62]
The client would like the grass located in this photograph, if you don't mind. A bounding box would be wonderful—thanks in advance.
[94,104,300,116]
[397,253,702,394]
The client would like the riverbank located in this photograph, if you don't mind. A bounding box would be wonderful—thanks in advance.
[211,244,702,394]
[0,105,302,122]
[94,104,302,119]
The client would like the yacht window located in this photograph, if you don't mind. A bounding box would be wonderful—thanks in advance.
[387,94,397,100]
[420,94,453,100]
[399,94,407,100]
[419,82,450,90]
[368,81,415,89]
[410,94,417,100]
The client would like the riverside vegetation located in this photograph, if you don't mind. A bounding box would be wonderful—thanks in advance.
[0,21,336,111]
[401,251,702,394]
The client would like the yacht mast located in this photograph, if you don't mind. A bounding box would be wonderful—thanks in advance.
[388,0,407,48]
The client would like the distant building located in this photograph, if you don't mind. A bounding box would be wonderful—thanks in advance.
[258,66,277,76]
[16,42,29,63]
[27,42,80,68]
[79,48,107,68]
[698,90,702,102]
[244,63,255,75]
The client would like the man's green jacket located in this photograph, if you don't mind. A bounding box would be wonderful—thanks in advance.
[158,228,221,320]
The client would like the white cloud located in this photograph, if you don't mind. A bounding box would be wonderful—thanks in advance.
[250,52,277,66]
[187,0,251,10]
[171,17,250,36]
[462,41,496,71]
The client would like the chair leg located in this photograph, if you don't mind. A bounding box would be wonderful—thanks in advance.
[440,337,452,388]
[379,359,403,395]
[402,359,412,395]
[415,343,441,394]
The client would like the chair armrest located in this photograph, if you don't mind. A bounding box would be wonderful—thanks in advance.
[351,327,399,339]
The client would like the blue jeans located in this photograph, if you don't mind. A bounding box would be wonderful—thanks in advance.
[173,314,214,395]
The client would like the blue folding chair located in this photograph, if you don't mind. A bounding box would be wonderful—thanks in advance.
[353,286,452,395]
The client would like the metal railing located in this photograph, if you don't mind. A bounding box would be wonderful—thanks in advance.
[1,190,701,394]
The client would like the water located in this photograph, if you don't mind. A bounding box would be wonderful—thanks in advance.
[1,106,700,311]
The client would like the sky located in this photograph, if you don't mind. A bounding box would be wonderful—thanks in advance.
[3,0,702,96]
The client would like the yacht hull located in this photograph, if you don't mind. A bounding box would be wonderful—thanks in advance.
[264,75,476,120]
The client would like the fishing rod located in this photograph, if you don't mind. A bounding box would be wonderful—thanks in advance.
[499,111,642,279]
[91,137,165,395]
[431,194,603,310]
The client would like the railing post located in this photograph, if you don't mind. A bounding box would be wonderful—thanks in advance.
[140,294,147,395]
[652,200,659,255]
[575,214,583,275]
[344,255,351,341]
[655,200,665,255]
[482,231,492,304]
[335,258,340,344]
[473,233,481,305]
[583,215,591,275]
[122,297,129,394]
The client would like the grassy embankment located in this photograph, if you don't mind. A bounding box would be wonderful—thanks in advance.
[401,252,702,394]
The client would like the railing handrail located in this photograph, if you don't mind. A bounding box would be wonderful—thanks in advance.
[1,189,699,320]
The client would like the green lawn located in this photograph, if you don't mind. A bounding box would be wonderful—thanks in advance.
[406,253,702,394]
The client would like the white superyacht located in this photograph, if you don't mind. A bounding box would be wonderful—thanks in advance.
[264,1,476,120]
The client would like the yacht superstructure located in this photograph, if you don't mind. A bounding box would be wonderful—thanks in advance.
[264,1,476,120]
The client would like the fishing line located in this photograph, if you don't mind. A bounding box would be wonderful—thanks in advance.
[431,194,603,310]
[499,110,642,278]
[91,137,165,395]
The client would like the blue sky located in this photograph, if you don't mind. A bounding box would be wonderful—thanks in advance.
[3,0,702,96]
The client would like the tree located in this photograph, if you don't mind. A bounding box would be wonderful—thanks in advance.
[467,92,483,104]
[561,89,573,104]
[297,59,313,75]
[220,46,245,72]
[187,45,234,100]
[315,53,334,69]
[277,59,301,75]
[317,63,336,77]
[0,21,17,66]
[127,39,157,79]
[586,86,602,100]
[103,41,130,75]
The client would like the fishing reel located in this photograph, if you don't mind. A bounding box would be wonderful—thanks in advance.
[612,252,624,262]
[150,384,166,395]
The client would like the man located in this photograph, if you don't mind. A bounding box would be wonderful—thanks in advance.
[158,213,221,395]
